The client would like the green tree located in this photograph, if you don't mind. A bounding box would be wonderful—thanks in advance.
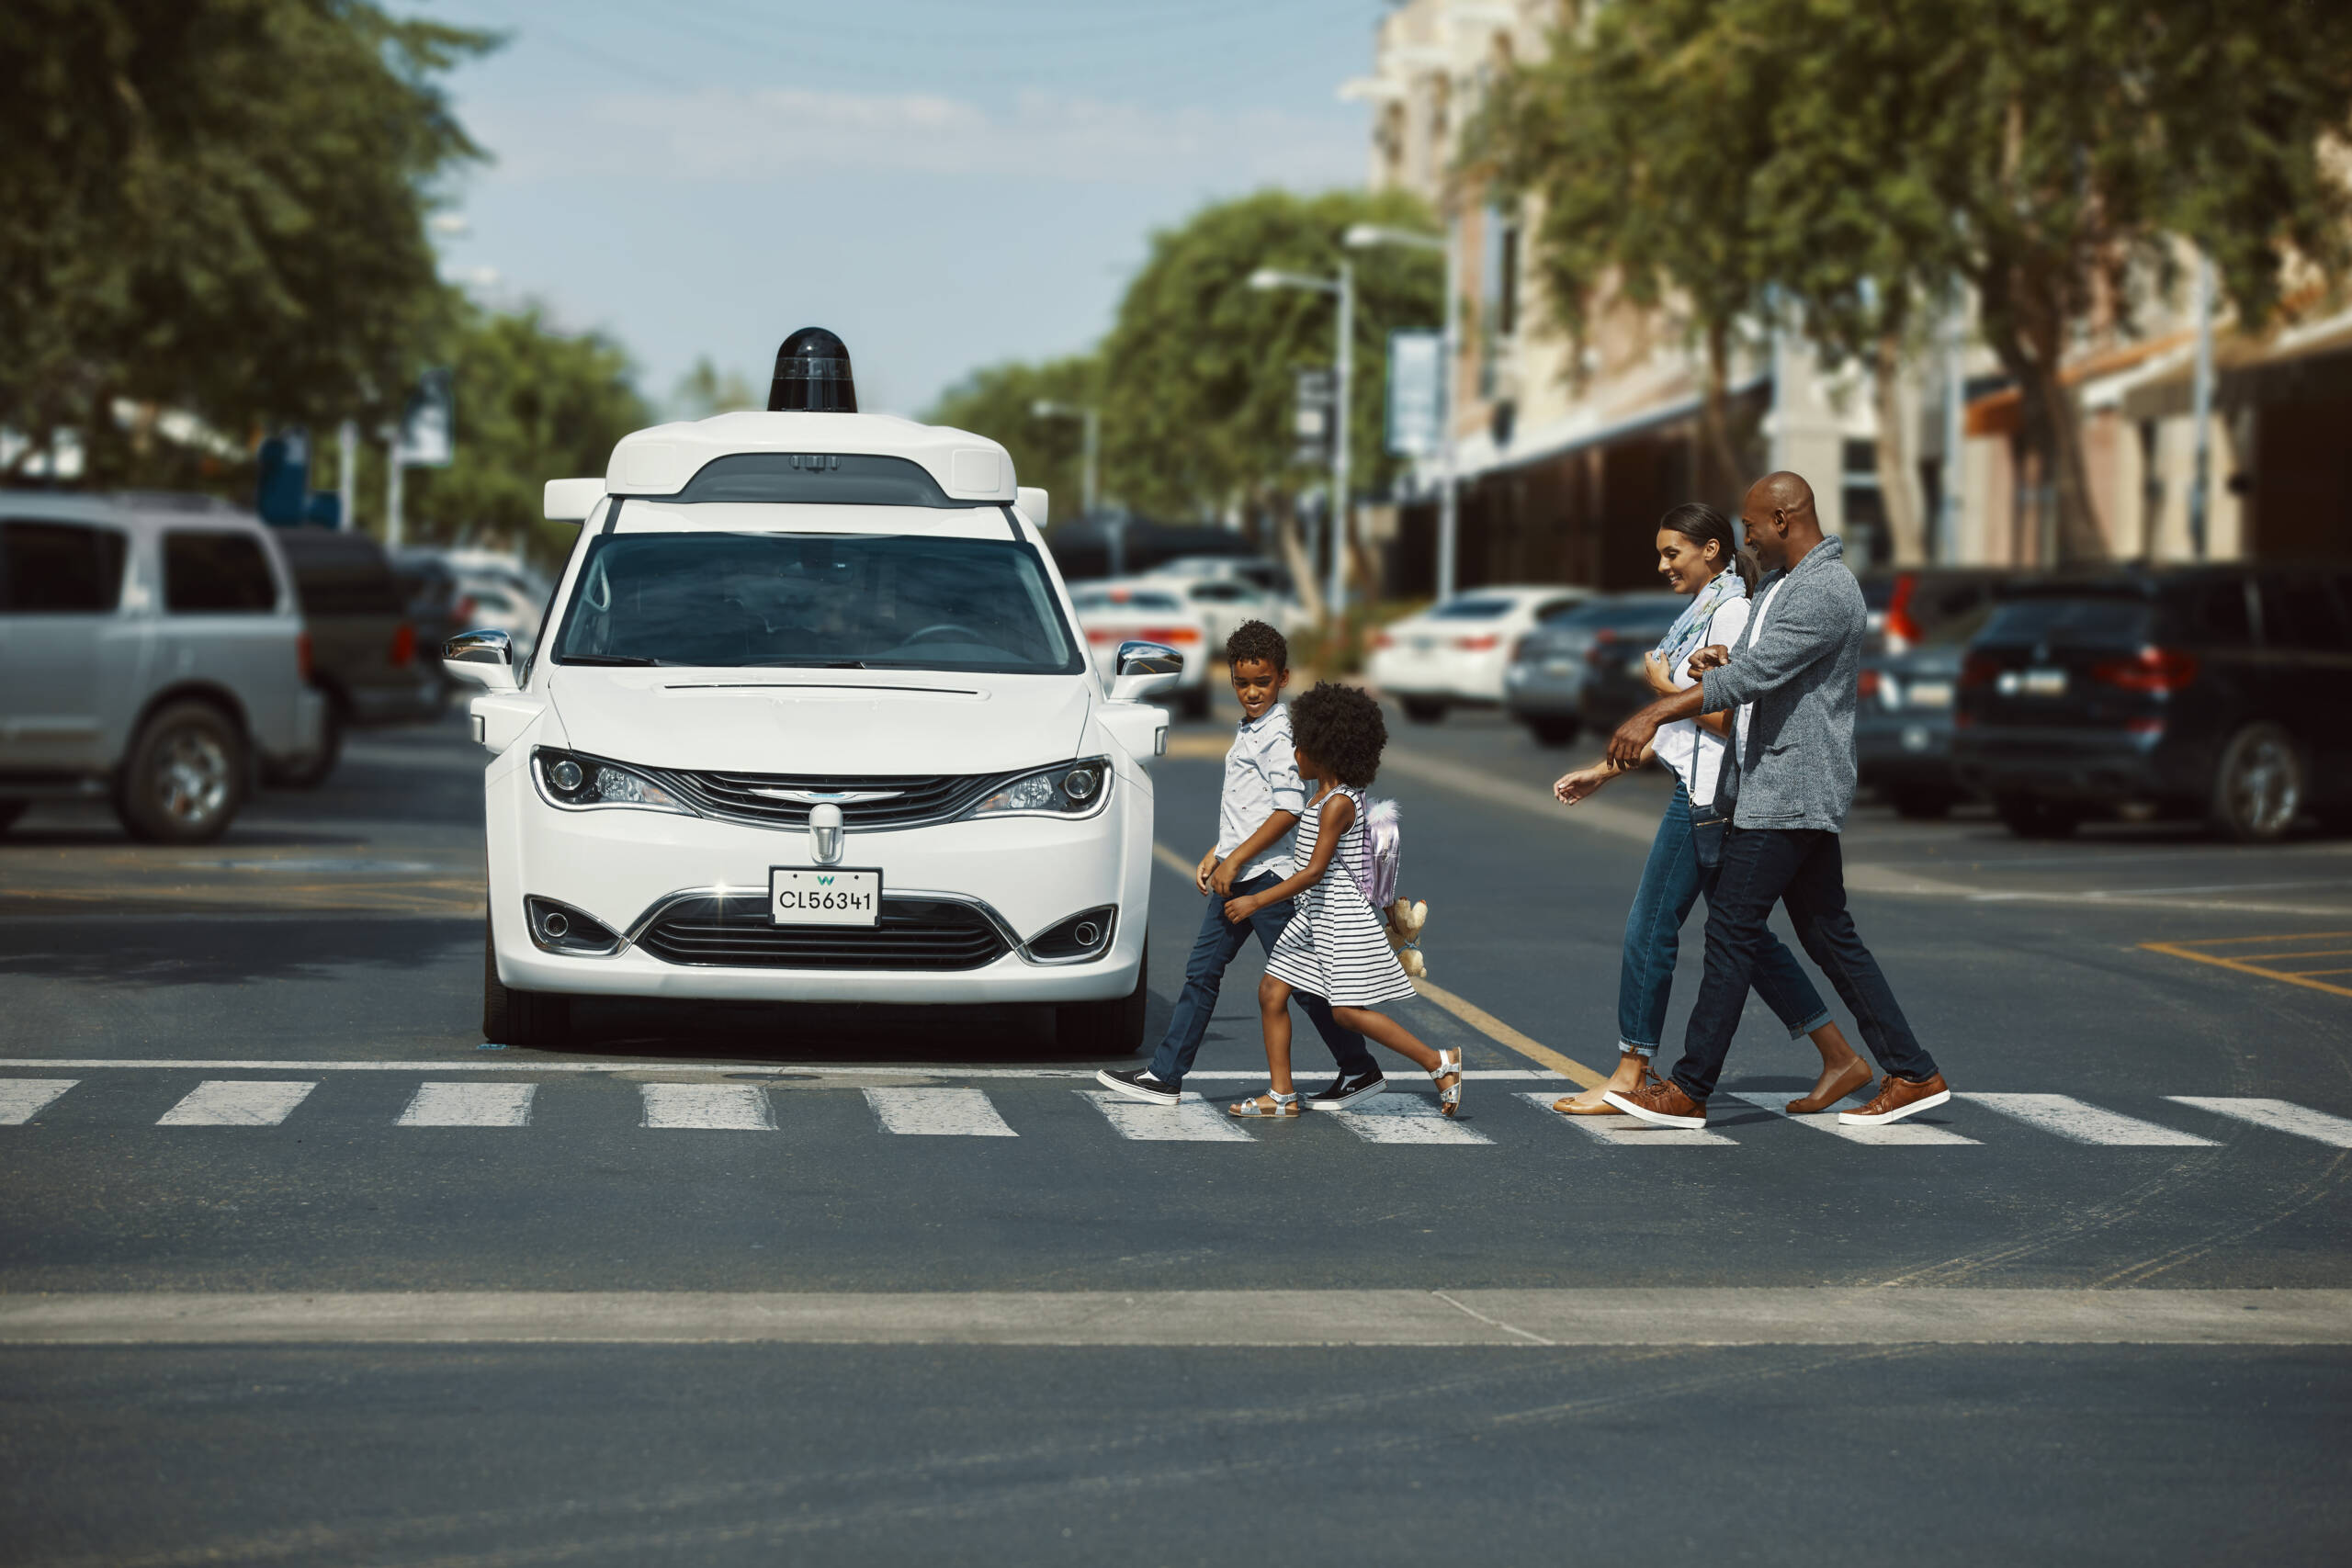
[924,354,1102,521]
[0,0,494,483]
[399,302,649,566]
[669,357,759,421]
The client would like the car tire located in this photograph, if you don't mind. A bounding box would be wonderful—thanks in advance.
[1526,716,1582,747]
[1996,793,2080,840]
[263,702,345,790]
[0,801,26,834]
[2210,722,2303,844]
[1400,696,1449,724]
[482,922,571,1048]
[115,701,248,844]
[1889,784,1955,820]
[1056,942,1148,1055]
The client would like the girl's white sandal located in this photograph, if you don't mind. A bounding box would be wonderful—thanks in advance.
[1429,1049,1464,1117]
[1227,1090,1301,1118]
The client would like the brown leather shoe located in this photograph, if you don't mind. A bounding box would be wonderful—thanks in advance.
[1602,1077,1707,1129]
[1838,1071,1951,1126]
[1787,1056,1874,1114]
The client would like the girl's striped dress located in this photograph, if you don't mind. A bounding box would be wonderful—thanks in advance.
[1265,783,1418,1009]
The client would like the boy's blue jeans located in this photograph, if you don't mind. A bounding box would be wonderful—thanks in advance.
[1146,870,1378,1086]
[1618,782,1833,1056]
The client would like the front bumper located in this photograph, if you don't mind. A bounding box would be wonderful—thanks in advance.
[1952,724,2208,805]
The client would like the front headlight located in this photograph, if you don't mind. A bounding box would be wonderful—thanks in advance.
[964,757,1113,819]
[531,747,696,816]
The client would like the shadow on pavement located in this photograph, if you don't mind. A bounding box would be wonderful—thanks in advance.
[0,917,476,988]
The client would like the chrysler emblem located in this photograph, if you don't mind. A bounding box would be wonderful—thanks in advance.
[752,787,902,805]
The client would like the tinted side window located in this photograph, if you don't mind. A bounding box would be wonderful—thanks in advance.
[2178,579,2252,647]
[0,521,127,613]
[2259,576,2352,651]
[164,531,277,614]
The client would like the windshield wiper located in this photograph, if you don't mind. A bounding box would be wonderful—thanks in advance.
[741,658,868,669]
[559,653,662,666]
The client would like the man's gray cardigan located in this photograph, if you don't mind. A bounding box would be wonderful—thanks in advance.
[1697,536,1863,832]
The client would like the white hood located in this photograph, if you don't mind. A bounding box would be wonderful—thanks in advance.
[547,669,1092,775]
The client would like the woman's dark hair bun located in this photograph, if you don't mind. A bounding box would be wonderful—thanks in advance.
[1658,502,1758,592]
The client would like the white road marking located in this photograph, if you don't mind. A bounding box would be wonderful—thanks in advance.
[396,1082,537,1128]
[1733,1089,1980,1146]
[155,1080,317,1127]
[864,1087,1016,1137]
[1517,1092,1736,1146]
[639,1083,773,1131]
[1079,1089,1252,1142]
[2165,1097,2352,1149]
[1325,1095,1492,1145]
[1958,1093,2215,1146]
[0,1079,76,1124]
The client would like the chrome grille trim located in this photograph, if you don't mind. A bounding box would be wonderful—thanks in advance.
[639,766,1026,830]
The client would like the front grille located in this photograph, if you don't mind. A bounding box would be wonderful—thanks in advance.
[642,768,1020,830]
[635,894,1011,970]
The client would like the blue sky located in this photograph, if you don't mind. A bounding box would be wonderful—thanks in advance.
[428,1,1383,416]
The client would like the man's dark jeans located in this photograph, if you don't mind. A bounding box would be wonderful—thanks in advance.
[1669,827,1939,1101]
[1146,871,1376,1087]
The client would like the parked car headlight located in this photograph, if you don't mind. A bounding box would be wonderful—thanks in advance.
[964,758,1112,819]
[531,747,695,816]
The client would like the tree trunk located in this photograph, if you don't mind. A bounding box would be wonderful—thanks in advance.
[1871,333,1928,566]
[1697,319,1744,505]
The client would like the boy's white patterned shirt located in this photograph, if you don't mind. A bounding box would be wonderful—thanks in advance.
[1216,703,1308,882]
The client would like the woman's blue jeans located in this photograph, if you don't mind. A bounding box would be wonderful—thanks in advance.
[1616,781,1832,1056]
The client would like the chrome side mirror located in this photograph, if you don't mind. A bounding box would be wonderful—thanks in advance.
[444,627,517,693]
[1108,638,1182,704]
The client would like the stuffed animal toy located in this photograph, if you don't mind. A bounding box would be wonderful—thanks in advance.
[1384,897,1429,978]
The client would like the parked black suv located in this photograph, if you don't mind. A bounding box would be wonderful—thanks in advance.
[1951,564,2352,841]
[267,528,444,786]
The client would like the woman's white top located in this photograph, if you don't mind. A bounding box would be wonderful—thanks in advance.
[1651,595,1752,807]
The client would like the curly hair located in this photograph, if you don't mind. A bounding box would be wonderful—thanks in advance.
[1287,681,1387,787]
[1225,618,1287,671]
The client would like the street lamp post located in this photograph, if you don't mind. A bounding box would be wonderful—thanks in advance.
[1030,400,1100,520]
[1250,263,1355,624]
[1344,219,1458,601]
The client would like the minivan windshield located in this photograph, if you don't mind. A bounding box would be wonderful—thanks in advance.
[552,532,1082,674]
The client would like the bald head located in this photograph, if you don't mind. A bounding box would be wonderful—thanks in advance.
[1740,470,1824,571]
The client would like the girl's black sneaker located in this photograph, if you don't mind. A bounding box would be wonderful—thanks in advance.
[1096,1067,1180,1106]
[1305,1071,1385,1111]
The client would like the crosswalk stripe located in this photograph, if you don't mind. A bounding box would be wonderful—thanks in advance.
[0,1079,76,1124]
[1517,1092,1737,1145]
[397,1082,536,1128]
[639,1083,773,1131]
[1734,1089,1980,1146]
[865,1087,1017,1137]
[2165,1097,2352,1149]
[1958,1093,2215,1146]
[1078,1089,1252,1142]
[1322,1095,1492,1145]
[156,1080,317,1127]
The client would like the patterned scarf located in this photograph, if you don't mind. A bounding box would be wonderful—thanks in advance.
[1655,566,1746,674]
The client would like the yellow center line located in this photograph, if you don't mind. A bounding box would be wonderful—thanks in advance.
[1148,841,1603,1086]
[2160,930,2352,947]
[2140,939,2352,999]
[2228,949,2352,963]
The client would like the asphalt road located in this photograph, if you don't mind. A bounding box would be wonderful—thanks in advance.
[3,695,2348,1566]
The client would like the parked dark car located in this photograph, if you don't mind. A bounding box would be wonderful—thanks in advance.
[1857,600,1997,818]
[1951,564,2352,841]
[1577,597,1698,735]
[391,551,468,694]
[1503,592,1681,744]
[1858,567,2012,653]
[267,527,444,787]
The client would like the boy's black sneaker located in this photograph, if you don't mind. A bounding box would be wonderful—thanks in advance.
[1305,1071,1385,1111]
[1096,1067,1180,1106]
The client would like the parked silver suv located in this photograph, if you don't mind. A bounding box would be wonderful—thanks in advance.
[0,492,324,842]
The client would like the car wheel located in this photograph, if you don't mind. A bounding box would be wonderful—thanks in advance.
[115,701,247,844]
[1056,942,1148,1055]
[1400,696,1449,724]
[263,702,345,790]
[1526,716,1582,747]
[1996,793,2079,840]
[2210,722,2303,844]
[0,801,26,834]
[1889,784,1955,820]
[482,921,571,1048]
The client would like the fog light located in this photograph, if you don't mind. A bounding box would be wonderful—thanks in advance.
[1073,920,1101,947]
[542,910,570,938]
[525,896,622,956]
[1026,905,1117,963]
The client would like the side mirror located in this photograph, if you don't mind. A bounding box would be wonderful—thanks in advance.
[444,627,517,693]
[544,478,605,522]
[1015,486,1049,527]
[1107,638,1182,704]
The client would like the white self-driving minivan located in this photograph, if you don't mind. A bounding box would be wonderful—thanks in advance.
[449,407,1179,1053]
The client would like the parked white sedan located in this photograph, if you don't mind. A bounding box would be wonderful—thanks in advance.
[1367,584,1590,722]
[1069,581,1214,719]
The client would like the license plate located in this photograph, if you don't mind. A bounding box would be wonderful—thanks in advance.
[770,867,881,926]
[1543,659,1574,675]
[1905,680,1953,709]
[1997,668,2068,697]
[1412,637,1436,655]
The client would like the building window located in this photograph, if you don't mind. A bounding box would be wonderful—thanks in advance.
[1841,438,1889,567]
